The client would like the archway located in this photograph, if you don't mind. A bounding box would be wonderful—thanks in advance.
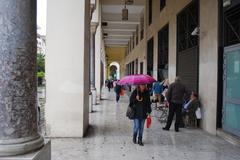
[109,62,120,80]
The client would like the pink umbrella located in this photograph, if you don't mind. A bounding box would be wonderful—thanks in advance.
[117,74,156,85]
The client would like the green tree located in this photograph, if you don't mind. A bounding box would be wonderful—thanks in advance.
[37,53,45,72]
[37,53,45,86]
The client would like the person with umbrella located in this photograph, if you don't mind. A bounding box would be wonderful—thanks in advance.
[129,85,152,146]
[114,81,122,103]
[118,74,155,146]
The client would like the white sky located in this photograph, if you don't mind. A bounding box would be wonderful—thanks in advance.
[37,0,47,35]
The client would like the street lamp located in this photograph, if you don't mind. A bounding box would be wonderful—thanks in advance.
[122,1,128,21]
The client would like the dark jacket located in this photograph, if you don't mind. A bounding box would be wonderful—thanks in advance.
[115,85,122,94]
[129,89,152,119]
[188,99,201,119]
[166,81,187,104]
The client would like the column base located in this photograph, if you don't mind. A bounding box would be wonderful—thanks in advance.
[0,135,44,157]
[0,140,51,160]
[91,88,97,105]
[89,92,93,113]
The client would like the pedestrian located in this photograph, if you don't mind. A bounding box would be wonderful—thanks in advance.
[114,83,122,103]
[161,79,170,102]
[152,80,163,106]
[162,79,169,90]
[129,85,152,146]
[182,92,201,127]
[163,77,187,132]
[105,79,109,87]
[107,80,112,92]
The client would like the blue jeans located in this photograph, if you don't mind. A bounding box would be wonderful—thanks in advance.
[133,119,145,140]
[116,93,120,102]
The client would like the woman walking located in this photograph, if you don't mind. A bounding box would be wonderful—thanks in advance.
[114,83,122,103]
[129,85,152,146]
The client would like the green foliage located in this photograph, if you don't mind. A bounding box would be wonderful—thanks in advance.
[37,71,45,78]
[37,53,45,72]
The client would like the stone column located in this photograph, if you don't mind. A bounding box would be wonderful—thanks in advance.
[0,0,44,156]
[90,22,99,106]
[46,0,90,137]
[199,0,219,135]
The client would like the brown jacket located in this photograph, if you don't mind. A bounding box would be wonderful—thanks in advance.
[166,81,187,104]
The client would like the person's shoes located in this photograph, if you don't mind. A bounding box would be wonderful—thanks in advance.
[162,127,169,131]
[138,140,144,146]
[175,129,179,132]
[133,136,137,144]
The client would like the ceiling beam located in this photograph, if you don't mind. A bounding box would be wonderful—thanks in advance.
[105,41,128,44]
[103,28,135,32]
[105,34,132,37]
[105,44,127,47]
[104,38,130,41]
[103,20,140,25]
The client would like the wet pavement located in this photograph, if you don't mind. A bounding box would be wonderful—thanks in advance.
[51,89,240,160]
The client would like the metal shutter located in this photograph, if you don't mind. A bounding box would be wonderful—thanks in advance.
[177,47,199,92]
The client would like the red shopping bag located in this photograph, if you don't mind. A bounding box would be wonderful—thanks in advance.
[146,116,152,129]
[120,89,125,96]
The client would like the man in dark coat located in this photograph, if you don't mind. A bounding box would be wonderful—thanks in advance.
[107,80,112,92]
[163,77,187,132]
[114,84,122,103]
[129,85,152,146]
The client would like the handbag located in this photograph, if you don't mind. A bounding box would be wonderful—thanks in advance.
[195,107,202,119]
[146,116,152,128]
[120,89,125,96]
[126,106,135,120]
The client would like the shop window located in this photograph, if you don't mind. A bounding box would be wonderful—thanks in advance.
[135,59,138,74]
[158,25,169,81]
[129,37,132,52]
[136,26,139,46]
[132,61,135,74]
[148,0,152,25]
[140,15,144,40]
[177,0,199,52]
[147,38,154,76]
[224,4,240,47]
[160,0,166,11]
[140,62,144,74]
[132,34,135,49]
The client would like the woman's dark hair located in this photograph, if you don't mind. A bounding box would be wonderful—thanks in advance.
[192,92,198,98]
[136,85,146,92]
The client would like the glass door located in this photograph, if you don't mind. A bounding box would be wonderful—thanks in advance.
[223,44,240,137]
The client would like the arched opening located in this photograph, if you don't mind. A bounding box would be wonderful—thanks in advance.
[109,62,120,80]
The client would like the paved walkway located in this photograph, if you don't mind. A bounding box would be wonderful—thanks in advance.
[51,89,240,160]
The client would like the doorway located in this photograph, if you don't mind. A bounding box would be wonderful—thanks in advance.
[109,62,120,80]
[140,62,144,74]
[222,2,240,137]
[177,0,199,92]
[147,37,154,76]
[158,24,169,81]
[223,45,240,137]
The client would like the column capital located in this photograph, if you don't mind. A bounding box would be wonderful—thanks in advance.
[90,4,95,20]
[91,22,99,34]
[90,3,96,12]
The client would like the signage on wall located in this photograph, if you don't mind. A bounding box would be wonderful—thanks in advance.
[234,60,240,73]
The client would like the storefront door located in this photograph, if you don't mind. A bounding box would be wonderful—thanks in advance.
[223,44,240,137]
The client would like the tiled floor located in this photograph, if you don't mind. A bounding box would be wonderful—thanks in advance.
[51,89,240,160]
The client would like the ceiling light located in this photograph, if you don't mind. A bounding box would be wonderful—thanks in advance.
[102,22,108,26]
[103,33,108,37]
[223,0,231,7]
[126,0,134,5]
[122,1,128,21]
